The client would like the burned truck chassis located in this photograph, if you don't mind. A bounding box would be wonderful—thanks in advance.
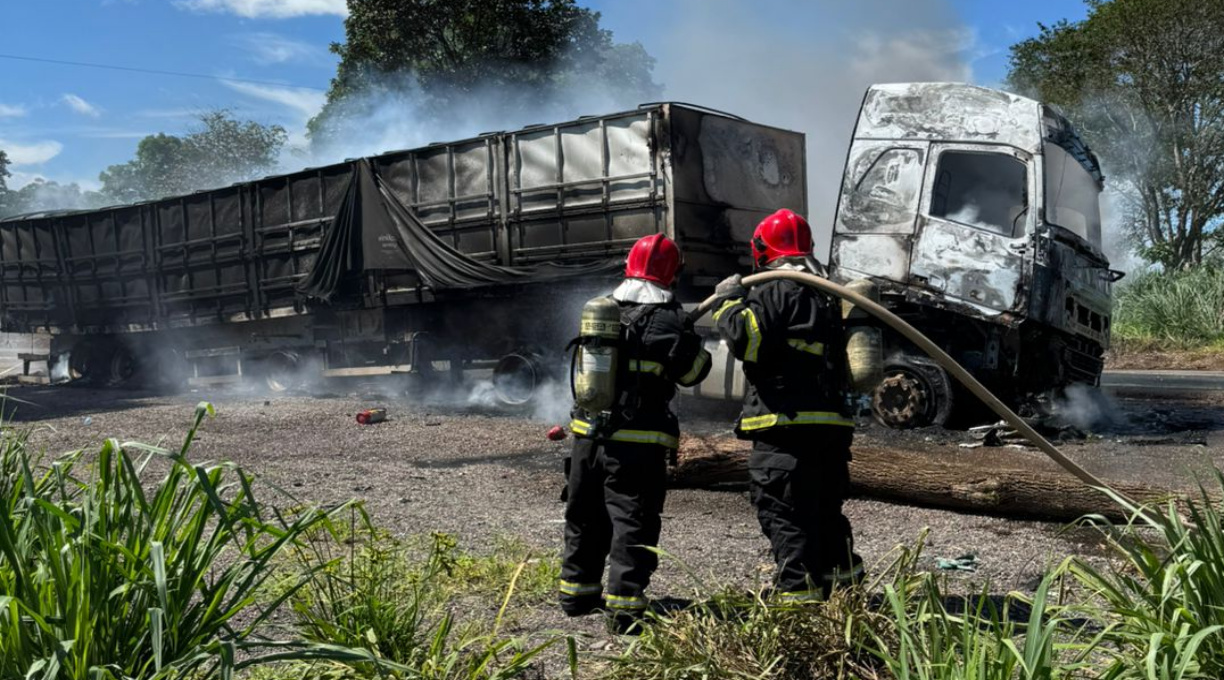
[870,282,1106,428]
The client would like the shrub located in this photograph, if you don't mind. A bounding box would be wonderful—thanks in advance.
[0,402,378,679]
[1067,472,1224,679]
[1113,267,1224,346]
[279,515,565,679]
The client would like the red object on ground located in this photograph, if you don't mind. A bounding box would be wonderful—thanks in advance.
[547,425,567,441]
[356,408,388,425]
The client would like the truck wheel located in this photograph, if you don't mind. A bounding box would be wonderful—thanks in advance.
[263,352,304,393]
[493,352,545,406]
[68,344,106,385]
[108,346,139,386]
[871,357,954,429]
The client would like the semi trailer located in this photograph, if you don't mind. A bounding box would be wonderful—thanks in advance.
[0,84,1116,427]
[0,103,805,398]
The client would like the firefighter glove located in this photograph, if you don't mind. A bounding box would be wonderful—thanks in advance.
[714,274,747,300]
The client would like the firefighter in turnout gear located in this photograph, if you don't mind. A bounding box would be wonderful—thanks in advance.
[560,233,712,630]
[713,209,863,603]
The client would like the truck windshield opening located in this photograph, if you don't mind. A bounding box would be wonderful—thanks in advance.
[930,151,1028,238]
[1044,143,1103,247]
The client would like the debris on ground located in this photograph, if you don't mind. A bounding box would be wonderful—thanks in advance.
[935,554,980,572]
[356,408,388,424]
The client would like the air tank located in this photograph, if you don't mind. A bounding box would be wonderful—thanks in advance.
[841,279,884,394]
[573,296,621,412]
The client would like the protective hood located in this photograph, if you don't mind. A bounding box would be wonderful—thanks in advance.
[612,278,674,304]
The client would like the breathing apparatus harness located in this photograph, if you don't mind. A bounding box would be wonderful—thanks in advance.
[567,298,654,439]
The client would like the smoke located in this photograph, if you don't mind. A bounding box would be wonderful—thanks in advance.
[307,62,654,165]
[644,0,973,259]
[1051,383,1123,432]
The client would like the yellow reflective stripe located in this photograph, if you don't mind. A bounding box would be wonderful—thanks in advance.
[742,308,762,363]
[823,563,866,583]
[776,589,823,604]
[787,338,825,356]
[677,350,710,386]
[739,411,855,431]
[628,359,663,375]
[605,594,648,610]
[711,298,740,321]
[572,420,679,448]
[607,429,679,449]
[559,580,602,596]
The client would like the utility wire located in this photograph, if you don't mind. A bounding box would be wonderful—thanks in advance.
[0,53,329,91]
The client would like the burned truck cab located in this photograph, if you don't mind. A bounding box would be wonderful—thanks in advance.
[830,82,1117,427]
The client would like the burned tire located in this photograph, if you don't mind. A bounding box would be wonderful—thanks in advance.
[871,357,954,429]
[262,351,304,393]
[108,345,139,386]
[493,351,547,406]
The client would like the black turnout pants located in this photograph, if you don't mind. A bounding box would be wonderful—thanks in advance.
[560,437,667,613]
[748,426,860,598]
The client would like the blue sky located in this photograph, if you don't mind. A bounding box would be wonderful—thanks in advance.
[0,0,1091,191]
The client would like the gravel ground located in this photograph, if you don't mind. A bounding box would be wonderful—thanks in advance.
[6,382,1217,664]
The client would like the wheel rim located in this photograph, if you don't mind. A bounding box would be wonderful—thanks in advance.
[264,353,300,393]
[872,367,936,429]
[493,354,539,405]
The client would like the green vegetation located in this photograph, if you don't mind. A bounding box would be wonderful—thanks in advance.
[4,405,1224,678]
[309,0,658,147]
[268,520,563,679]
[0,404,558,679]
[1112,267,1224,349]
[1009,0,1224,270]
[607,484,1224,680]
[602,539,1097,680]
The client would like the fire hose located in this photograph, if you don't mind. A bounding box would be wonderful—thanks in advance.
[691,270,1139,509]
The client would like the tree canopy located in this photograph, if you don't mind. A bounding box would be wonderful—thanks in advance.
[1009,0,1224,269]
[99,110,288,204]
[308,0,659,146]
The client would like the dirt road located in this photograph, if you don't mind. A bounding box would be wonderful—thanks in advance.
[4,383,1220,641]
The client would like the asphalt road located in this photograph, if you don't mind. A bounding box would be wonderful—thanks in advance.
[1101,370,1224,395]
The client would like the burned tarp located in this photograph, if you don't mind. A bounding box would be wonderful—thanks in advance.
[298,160,620,301]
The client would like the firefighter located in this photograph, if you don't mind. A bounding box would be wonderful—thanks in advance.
[712,209,863,603]
[560,233,712,631]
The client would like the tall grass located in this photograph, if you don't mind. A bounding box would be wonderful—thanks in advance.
[602,538,1096,680]
[0,403,393,679]
[1067,473,1224,679]
[1112,267,1224,347]
[274,514,565,679]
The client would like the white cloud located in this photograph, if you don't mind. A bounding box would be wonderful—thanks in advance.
[61,94,103,118]
[234,32,327,65]
[0,103,27,118]
[223,81,326,118]
[176,0,347,18]
[0,139,64,166]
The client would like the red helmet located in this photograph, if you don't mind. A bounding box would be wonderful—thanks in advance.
[752,209,812,267]
[624,233,681,286]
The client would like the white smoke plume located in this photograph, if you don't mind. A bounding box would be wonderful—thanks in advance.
[644,0,973,259]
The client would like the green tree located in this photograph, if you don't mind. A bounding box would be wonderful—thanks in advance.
[308,0,658,145]
[1009,0,1224,269]
[100,110,288,204]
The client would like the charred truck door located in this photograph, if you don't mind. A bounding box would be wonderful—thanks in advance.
[910,143,1034,313]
